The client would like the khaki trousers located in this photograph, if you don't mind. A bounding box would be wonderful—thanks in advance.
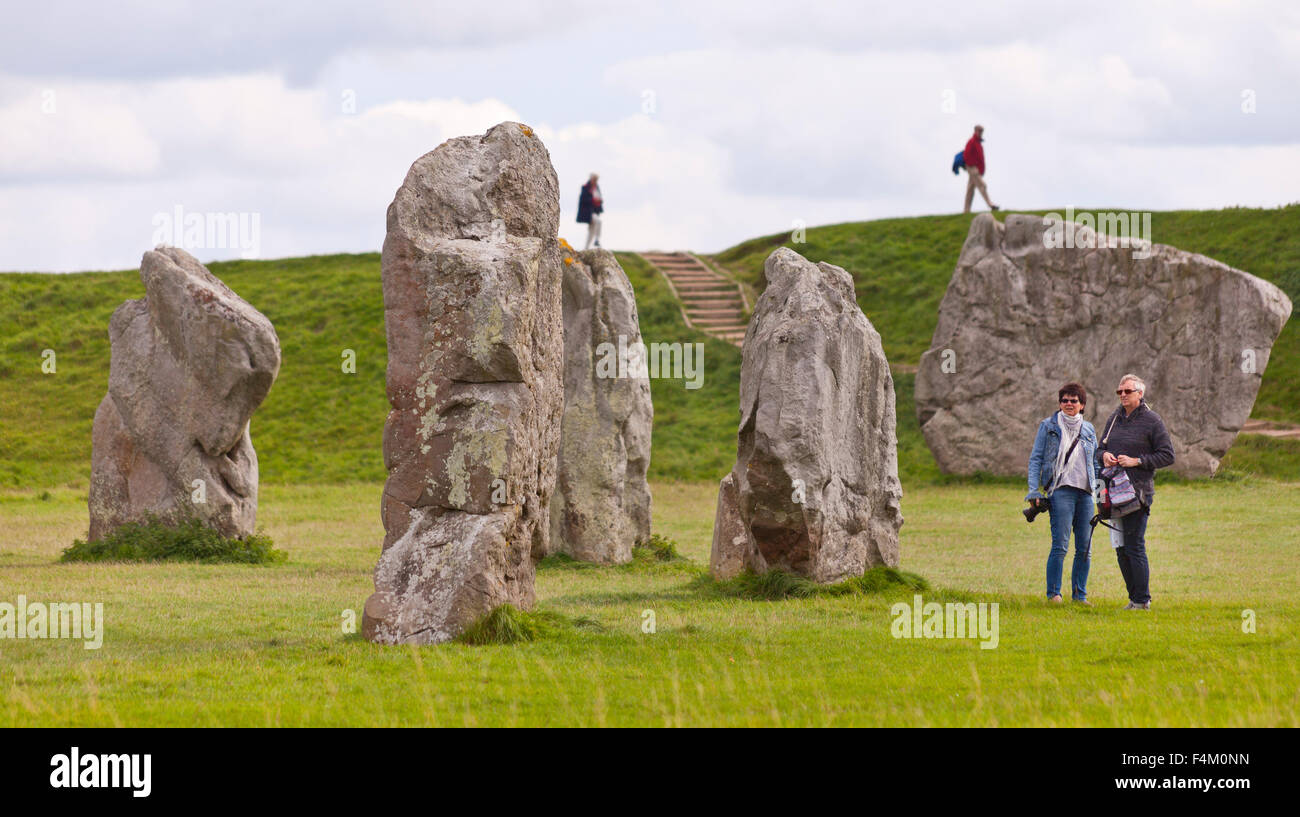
[964,167,993,213]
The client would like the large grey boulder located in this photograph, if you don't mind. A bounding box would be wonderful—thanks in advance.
[88,247,280,540]
[363,122,565,645]
[710,248,903,582]
[549,248,653,564]
[915,214,1293,477]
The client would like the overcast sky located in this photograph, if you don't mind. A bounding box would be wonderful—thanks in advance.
[2,0,1297,272]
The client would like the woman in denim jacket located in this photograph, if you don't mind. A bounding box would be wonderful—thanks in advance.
[1026,382,1098,604]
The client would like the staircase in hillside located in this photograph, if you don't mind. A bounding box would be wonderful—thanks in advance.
[639,252,750,347]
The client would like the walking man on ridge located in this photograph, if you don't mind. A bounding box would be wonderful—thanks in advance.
[962,125,999,214]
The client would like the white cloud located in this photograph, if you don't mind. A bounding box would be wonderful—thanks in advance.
[1,3,1298,270]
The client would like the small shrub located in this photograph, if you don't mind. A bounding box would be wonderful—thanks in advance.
[633,533,685,563]
[60,516,285,564]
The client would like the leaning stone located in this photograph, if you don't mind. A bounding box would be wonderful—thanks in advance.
[88,247,280,540]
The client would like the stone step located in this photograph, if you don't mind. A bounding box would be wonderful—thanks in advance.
[680,298,744,309]
[686,309,748,318]
[672,282,735,292]
[642,256,691,265]
[686,301,748,310]
[692,317,748,328]
[665,273,720,282]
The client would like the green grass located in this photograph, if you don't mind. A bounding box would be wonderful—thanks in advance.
[2,479,1295,726]
[1,210,1297,726]
[2,207,1296,491]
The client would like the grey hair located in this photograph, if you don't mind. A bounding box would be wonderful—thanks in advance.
[1118,373,1146,392]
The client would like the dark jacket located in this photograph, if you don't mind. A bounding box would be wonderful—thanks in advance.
[1095,400,1175,504]
[1026,413,1098,501]
[577,182,602,224]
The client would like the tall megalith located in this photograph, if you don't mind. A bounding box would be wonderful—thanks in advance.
[549,248,653,564]
[363,122,565,644]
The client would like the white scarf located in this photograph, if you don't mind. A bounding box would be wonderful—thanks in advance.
[1053,410,1083,488]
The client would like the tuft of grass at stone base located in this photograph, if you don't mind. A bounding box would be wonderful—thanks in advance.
[718,565,930,600]
[455,604,604,646]
[60,516,285,565]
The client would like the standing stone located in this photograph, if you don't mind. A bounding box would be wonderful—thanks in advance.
[88,247,280,540]
[550,248,653,564]
[363,122,565,645]
[915,214,1293,477]
[710,248,904,582]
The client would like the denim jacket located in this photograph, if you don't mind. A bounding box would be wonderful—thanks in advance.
[1026,413,1098,501]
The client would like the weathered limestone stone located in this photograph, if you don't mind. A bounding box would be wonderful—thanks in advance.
[549,248,653,564]
[710,247,904,582]
[88,247,280,541]
[363,122,565,645]
[915,214,1293,477]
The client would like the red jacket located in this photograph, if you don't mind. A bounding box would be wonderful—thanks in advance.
[964,133,985,175]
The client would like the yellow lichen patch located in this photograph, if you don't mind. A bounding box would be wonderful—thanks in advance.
[468,299,507,366]
[564,257,574,265]
[446,407,510,508]
[558,237,574,251]
[520,125,534,138]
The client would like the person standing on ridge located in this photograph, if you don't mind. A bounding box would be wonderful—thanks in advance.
[962,125,999,214]
[578,173,603,250]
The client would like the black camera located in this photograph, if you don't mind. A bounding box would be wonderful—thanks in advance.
[1023,498,1048,523]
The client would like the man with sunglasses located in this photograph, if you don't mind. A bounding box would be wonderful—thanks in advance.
[1026,382,1098,604]
[1096,374,1176,610]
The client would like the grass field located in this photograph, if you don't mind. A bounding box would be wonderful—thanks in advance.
[3,207,1297,490]
[2,207,1297,726]
[3,480,1296,726]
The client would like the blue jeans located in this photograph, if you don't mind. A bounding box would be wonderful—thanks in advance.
[1046,486,1093,600]
[1115,507,1151,603]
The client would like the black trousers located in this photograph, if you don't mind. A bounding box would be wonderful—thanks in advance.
[1114,507,1151,603]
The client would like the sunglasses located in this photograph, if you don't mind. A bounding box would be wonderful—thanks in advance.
[1059,397,1081,404]
[1116,388,1140,396]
